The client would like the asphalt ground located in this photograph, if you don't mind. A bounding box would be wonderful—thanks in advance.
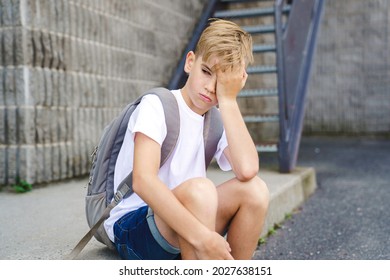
[253,136,390,260]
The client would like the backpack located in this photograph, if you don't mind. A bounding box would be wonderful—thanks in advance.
[66,87,223,259]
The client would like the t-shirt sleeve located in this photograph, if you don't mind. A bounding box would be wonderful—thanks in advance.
[214,130,232,171]
[128,94,167,146]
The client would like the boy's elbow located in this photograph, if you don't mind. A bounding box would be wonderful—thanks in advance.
[235,163,259,182]
[132,172,149,195]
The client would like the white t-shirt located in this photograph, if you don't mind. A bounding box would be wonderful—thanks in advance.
[104,89,231,241]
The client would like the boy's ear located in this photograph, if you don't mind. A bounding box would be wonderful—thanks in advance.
[184,51,195,74]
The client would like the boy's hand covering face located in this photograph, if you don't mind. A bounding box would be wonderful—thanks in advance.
[215,62,248,102]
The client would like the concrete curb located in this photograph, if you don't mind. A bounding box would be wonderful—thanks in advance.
[207,167,317,238]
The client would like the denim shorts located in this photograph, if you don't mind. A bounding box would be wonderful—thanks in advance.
[113,206,180,260]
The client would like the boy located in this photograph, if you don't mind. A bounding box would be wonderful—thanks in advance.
[104,19,269,260]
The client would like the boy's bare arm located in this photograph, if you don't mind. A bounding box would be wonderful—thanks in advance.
[132,132,233,259]
[216,65,259,181]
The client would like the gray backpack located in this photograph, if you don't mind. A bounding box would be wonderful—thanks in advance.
[66,87,223,259]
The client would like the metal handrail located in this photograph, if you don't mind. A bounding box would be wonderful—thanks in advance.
[275,0,325,172]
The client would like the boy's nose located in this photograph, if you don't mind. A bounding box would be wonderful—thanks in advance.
[205,76,216,94]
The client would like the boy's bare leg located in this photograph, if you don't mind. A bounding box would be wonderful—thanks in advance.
[216,176,269,259]
[154,177,220,259]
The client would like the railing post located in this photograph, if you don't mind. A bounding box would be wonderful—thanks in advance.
[274,0,290,172]
[274,0,325,172]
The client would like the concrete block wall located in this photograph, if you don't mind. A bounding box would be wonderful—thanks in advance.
[305,0,390,136]
[0,0,206,186]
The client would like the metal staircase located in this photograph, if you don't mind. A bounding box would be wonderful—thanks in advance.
[169,0,324,172]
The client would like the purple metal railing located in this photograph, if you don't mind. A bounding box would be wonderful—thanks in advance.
[275,0,324,172]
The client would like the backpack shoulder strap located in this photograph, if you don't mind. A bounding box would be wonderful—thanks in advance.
[116,87,179,200]
[154,88,181,166]
[125,87,180,166]
[203,106,224,168]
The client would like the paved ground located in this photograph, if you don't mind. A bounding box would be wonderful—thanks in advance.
[254,136,390,260]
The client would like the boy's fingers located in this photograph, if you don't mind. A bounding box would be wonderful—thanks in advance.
[225,253,234,260]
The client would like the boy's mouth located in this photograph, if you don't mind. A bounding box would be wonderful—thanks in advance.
[199,93,212,103]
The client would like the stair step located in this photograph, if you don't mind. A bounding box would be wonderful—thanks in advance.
[215,7,275,18]
[239,88,278,97]
[243,115,279,123]
[242,24,276,34]
[253,44,276,53]
[247,65,277,74]
[220,0,275,3]
[214,5,290,19]
[256,143,278,153]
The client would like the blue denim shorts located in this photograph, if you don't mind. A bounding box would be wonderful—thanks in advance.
[113,206,180,260]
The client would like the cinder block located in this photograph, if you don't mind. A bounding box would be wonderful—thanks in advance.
[17,106,35,145]
[14,28,25,66]
[0,147,7,184]
[0,108,6,145]
[35,107,50,144]
[37,0,49,30]
[14,67,25,106]
[31,30,44,67]
[55,107,66,142]
[79,74,86,107]
[23,29,34,67]
[41,32,53,68]
[57,70,66,106]
[66,141,73,178]
[64,108,72,143]
[62,35,71,70]
[7,146,17,184]
[69,38,79,72]
[6,107,17,145]
[0,68,4,106]
[48,0,57,33]
[97,77,108,107]
[18,145,37,184]
[58,143,67,180]
[0,30,3,67]
[35,144,44,183]
[43,68,53,106]
[80,138,88,175]
[50,35,60,70]
[71,73,81,107]
[64,72,74,107]
[43,144,53,182]
[72,143,81,177]
[68,2,76,37]
[51,144,60,181]
[51,70,59,106]
[29,67,45,106]
[2,29,15,66]
[62,0,70,35]
[22,0,34,27]
[1,0,14,26]
[49,107,58,143]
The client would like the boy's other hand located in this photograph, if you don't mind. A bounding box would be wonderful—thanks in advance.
[195,231,234,260]
[216,63,248,103]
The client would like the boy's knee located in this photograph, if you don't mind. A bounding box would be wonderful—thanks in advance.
[175,177,217,206]
[243,176,269,211]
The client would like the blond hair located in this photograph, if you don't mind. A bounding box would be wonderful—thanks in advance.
[195,19,254,70]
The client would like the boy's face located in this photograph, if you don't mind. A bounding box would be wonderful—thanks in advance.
[181,51,219,115]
